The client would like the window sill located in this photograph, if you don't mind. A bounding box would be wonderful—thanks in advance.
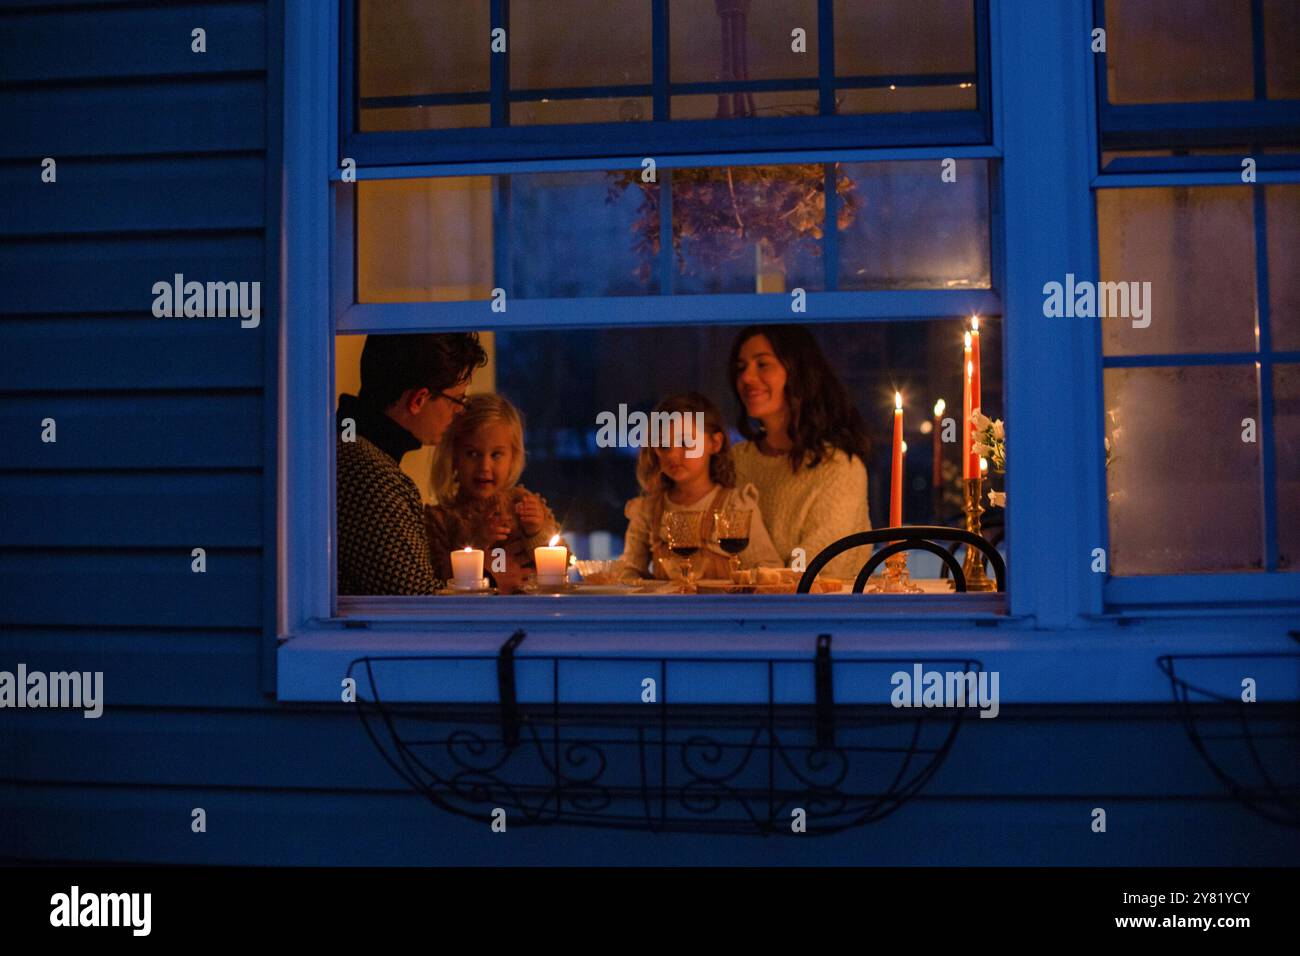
[334,591,1008,624]
[276,609,1298,705]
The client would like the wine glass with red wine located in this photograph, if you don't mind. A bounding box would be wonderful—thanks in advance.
[661,510,704,593]
[712,508,753,576]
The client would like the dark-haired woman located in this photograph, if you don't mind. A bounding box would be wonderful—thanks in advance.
[729,326,871,579]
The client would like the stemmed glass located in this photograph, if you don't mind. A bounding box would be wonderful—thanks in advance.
[711,508,753,576]
[661,511,704,593]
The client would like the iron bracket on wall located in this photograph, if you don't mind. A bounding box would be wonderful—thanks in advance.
[497,629,526,748]
[1158,653,1299,829]
[815,633,834,748]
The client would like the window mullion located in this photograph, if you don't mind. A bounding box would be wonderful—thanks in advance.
[338,291,1005,334]
[491,0,509,127]
[493,176,512,302]
[332,145,1004,183]
[1250,0,1267,102]
[817,0,834,117]
[652,0,669,120]
[995,0,1104,624]
[1255,188,1279,570]
[658,174,674,294]
[822,163,838,291]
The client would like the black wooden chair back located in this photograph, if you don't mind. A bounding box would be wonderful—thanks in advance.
[796,526,1007,593]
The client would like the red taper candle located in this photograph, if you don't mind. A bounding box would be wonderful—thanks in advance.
[962,334,973,480]
[891,391,903,528]
[932,398,946,492]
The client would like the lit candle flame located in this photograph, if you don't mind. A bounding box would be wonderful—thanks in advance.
[980,457,988,474]
[462,545,473,552]
[934,398,946,417]
[894,391,902,410]
[548,534,561,547]
[971,315,980,332]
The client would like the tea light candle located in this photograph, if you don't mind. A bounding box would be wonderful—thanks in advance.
[450,546,484,590]
[534,534,568,586]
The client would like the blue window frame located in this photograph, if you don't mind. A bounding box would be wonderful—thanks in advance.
[1091,0,1300,607]
[341,0,993,166]
[326,1,1007,617]
[332,149,1007,617]
[1093,0,1300,172]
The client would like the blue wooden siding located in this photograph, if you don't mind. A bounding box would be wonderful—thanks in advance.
[0,0,1295,865]
[0,0,289,859]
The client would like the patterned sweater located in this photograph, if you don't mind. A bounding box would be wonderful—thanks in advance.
[336,394,439,596]
[733,441,871,580]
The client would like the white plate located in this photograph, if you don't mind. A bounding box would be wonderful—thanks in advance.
[435,583,495,595]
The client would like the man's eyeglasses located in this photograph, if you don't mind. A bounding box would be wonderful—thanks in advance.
[437,390,469,409]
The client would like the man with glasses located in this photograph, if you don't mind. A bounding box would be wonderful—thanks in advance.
[336,332,488,595]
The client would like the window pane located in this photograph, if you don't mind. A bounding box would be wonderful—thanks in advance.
[670,0,818,85]
[1276,364,1300,570]
[512,0,650,89]
[837,84,977,115]
[1097,187,1256,356]
[1104,0,1255,104]
[835,0,975,76]
[1104,365,1263,574]
[834,0,977,114]
[1265,0,1300,100]
[512,96,652,126]
[1267,185,1300,351]
[358,161,992,301]
[671,91,818,121]
[358,0,489,132]
[837,160,991,291]
[334,319,1005,594]
[362,104,491,133]
[510,171,659,296]
[357,178,496,303]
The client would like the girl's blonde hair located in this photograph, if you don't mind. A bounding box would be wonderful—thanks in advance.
[430,393,527,501]
[635,391,736,494]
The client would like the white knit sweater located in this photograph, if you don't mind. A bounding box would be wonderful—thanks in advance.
[733,442,871,581]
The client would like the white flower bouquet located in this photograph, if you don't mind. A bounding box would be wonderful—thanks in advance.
[970,409,1006,508]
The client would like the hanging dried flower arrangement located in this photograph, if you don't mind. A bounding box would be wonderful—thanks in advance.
[608,164,860,283]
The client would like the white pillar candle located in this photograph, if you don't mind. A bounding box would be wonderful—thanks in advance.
[534,534,568,586]
[450,546,484,590]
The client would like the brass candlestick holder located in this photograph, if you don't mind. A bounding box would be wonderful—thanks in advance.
[870,547,924,593]
[961,477,997,591]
